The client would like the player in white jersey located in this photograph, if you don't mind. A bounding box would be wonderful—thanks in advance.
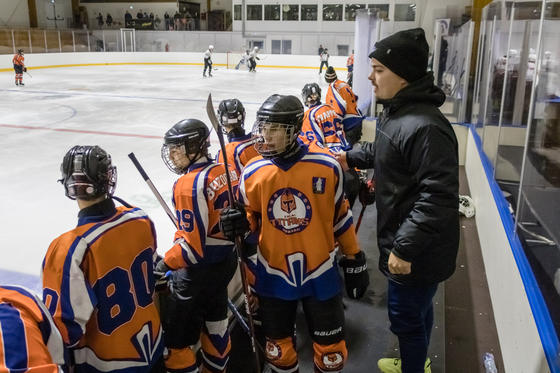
[203,45,214,77]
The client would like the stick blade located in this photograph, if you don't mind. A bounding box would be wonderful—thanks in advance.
[206,93,220,133]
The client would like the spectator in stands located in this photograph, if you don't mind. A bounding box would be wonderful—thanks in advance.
[97,13,104,27]
[164,12,170,30]
[125,11,132,27]
[155,15,161,29]
[137,10,143,19]
[106,13,113,27]
[143,11,149,20]
[149,12,154,21]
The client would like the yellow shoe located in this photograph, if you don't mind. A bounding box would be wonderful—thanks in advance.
[377,357,431,373]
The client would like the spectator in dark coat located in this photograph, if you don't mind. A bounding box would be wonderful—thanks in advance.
[106,13,112,27]
[335,28,459,373]
[96,13,104,27]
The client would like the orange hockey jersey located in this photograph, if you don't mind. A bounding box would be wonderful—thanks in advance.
[215,133,259,178]
[42,199,163,373]
[326,79,363,131]
[12,54,24,66]
[346,54,354,72]
[239,145,360,301]
[0,285,66,373]
[163,160,236,270]
[299,103,350,153]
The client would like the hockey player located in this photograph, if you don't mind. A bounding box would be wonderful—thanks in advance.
[236,49,250,70]
[346,50,354,87]
[42,145,164,373]
[155,119,238,373]
[215,98,259,178]
[13,48,26,86]
[219,94,370,373]
[325,66,363,146]
[249,46,260,72]
[203,44,214,77]
[300,82,350,153]
[319,48,329,74]
[0,285,66,372]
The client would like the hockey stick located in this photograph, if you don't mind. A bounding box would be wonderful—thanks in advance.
[25,70,32,78]
[128,152,259,338]
[128,153,177,225]
[206,93,262,373]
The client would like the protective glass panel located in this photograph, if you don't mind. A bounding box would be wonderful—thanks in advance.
[30,30,47,53]
[345,4,366,21]
[60,31,74,52]
[265,5,280,21]
[45,30,61,53]
[73,31,90,52]
[514,0,560,340]
[394,4,416,21]
[247,5,262,20]
[13,30,30,53]
[323,4,343,21]
[301,5,318,21]
[283,4,299,21]
[0,30,11,54]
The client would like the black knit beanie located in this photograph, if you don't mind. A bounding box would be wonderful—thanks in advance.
[325,66,337,81]
[369,28,429,82]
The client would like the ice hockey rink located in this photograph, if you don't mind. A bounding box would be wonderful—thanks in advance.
[0,63,444,371]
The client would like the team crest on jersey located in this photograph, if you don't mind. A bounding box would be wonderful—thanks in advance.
[312,177,326,194]
[322,352,344,369]
[265,339,282,361]
[267,188,312,234]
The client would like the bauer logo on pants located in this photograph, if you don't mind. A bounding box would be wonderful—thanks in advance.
[267,188,312,234]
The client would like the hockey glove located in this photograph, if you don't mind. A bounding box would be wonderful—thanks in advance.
[154,258,171,293]
[358,179,376,206]
[219,204,250,241]
[339,251,369,299]
[23,67,27,72]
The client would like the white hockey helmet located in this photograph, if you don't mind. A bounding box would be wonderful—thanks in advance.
[209,44,214,50]
[253,46,259,51]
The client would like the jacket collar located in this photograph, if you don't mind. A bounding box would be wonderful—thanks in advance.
[77,197,117,226]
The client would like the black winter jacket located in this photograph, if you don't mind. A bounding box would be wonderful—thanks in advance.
[347,73,459,286]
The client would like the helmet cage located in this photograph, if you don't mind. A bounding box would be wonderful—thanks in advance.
[302,84,321,107]
[59,146,117,200]
[162,128,210,174]
[252,121,300,158]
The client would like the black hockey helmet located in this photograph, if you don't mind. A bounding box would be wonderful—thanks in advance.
[162,118,211,174]
[301,83,322,107]
[218,98,246,132]
[252,94,304,158]
[59,145,117,200]
[17,49,24,55]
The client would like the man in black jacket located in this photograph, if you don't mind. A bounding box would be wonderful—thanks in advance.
[336,28,459,373]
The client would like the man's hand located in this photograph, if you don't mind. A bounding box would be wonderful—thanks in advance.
[219,204,250,241]
[334,151,349,171]
[388,252,411,275]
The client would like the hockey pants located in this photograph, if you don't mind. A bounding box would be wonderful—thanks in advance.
[258,294,347,373]
[161,252,237,372]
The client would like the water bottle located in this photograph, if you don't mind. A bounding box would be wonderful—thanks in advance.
[483,352,498,373]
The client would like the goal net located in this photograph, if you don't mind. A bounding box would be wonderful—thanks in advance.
[226,51,250,70]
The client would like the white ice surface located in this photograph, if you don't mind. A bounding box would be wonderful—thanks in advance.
[0,64,329,282]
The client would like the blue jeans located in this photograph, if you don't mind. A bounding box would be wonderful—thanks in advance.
[387,280,438,373]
